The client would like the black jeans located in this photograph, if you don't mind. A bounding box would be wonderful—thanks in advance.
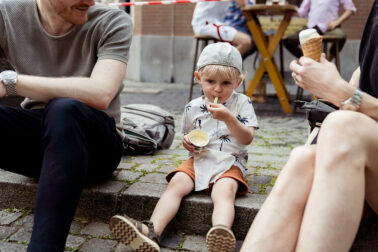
[0,98,123,251]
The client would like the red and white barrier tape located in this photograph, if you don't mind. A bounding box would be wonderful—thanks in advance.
[106,0,230,7]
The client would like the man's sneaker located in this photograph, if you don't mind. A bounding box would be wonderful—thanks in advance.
[109,215,160,252]
[206,224,236,252]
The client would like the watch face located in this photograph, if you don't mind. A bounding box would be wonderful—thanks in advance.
[0,70,17,81]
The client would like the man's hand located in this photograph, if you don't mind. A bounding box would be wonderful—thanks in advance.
[290,54,350,106]
[207,103,233,122]
[326,20,338,31]
[182,135,195,152]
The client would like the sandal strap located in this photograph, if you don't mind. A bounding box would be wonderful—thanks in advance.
[141,220,161,245]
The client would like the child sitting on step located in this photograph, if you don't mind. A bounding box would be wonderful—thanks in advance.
[109,42,258,252]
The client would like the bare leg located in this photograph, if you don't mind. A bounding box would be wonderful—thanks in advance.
[232,31,253,57]
[211,177,239,228]
[296,111,378,251]
[241,145,316,252]
[140,172,194,236]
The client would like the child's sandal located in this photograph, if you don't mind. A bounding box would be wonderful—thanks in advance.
[206,224,236,252]
[109,215,160,252]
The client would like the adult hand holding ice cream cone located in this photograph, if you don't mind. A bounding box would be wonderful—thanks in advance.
[290,54,346,105]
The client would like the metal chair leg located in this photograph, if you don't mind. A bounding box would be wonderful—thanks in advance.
[189,38,200,102]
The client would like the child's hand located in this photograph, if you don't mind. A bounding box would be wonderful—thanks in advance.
[182,135,195,152]
[207,103,232,122]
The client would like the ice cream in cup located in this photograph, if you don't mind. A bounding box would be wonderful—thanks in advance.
[299,28,323,62]
[188,129,209,153]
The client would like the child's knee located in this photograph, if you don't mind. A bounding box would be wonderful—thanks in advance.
[211,178,238,201]
[167,172,194,194]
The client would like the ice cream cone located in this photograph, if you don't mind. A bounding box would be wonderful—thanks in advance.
[301,36,323,62]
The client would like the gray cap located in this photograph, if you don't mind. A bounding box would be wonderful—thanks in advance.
[196,42,242,73]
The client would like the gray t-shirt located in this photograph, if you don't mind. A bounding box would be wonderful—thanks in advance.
[0,0,133,125]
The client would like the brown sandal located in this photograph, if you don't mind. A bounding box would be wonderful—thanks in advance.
[206,224,236,252]
[110,215,160,252]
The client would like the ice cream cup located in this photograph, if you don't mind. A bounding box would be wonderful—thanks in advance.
[188,129,209,153]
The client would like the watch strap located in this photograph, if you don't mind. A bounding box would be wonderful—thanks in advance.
[4,81,17,96]
[340,88,363,110]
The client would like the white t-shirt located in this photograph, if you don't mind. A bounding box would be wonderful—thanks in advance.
[182,92,258,190]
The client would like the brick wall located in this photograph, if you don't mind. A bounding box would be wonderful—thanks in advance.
[134,0,373,39]
[342,0,374,39]
[133,3,195,36]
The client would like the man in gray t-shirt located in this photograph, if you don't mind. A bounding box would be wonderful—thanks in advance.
[0,0,133,251]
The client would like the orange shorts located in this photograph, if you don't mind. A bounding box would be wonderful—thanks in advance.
[166,157,249,195]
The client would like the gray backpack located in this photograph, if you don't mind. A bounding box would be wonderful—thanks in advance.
[120,104,175,155]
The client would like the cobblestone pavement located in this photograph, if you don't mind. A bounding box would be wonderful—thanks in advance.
[0,111,309,251]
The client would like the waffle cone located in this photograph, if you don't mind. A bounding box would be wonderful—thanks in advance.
[301,36,323,62]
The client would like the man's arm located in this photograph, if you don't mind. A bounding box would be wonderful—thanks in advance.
[0,59,127,110]
[290,56,378,120]
[349,67,360,88]
[296,0,311,18]
[327,10,353,31]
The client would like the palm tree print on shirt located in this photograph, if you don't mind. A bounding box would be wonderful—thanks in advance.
[200,104,208,113]
[195,119,202,129]
[237,115,249,125]
[185,104,191,112]
[219,134,231,151]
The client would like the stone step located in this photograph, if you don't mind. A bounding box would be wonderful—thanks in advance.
[0,170,266,240]
[1,169,378,252]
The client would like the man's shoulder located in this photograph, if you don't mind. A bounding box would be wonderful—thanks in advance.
[0,0,34,12]
[89,4,131,22]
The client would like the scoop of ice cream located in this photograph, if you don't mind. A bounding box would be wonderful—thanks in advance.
[299,29,321,45]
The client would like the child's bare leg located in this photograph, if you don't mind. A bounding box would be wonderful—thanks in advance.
[211,177,239,228]
[141,172,194,236]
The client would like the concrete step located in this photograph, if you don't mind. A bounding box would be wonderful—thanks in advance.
[0,167,266,240]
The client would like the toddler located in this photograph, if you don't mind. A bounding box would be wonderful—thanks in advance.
[109,42,258,252]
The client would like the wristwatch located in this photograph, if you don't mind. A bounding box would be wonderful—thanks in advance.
[340,88,363,111]
[0,70,18,96]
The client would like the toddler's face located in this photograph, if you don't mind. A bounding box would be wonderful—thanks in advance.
[197,72,241,104]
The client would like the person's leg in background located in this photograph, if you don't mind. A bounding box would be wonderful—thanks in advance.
[27,98,123,252]
[283,29,303,59]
